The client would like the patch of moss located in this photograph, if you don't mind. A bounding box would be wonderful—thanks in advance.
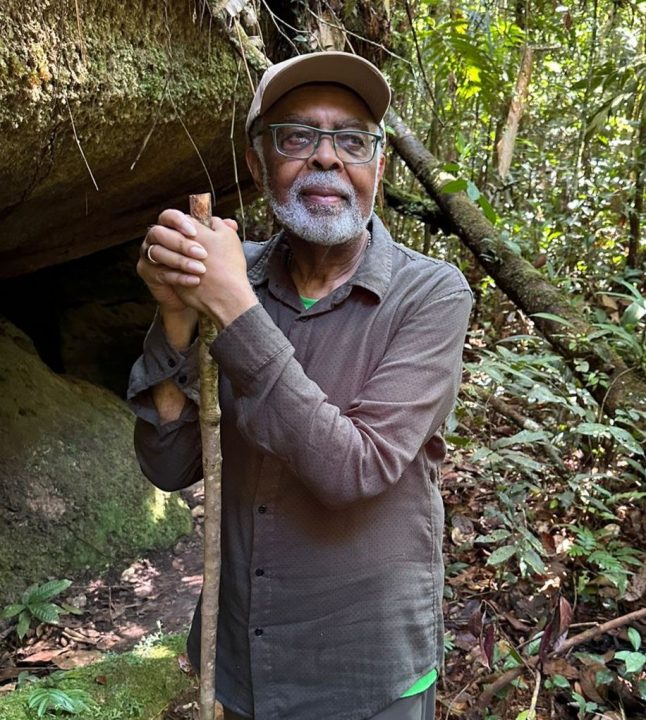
[0,634,195,720]
[0,319,193,604]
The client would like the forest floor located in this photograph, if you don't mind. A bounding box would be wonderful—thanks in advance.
[1,467,645,720]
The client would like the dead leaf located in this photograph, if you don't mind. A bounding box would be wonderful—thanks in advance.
[467,604,485,637]
[450,514,475,546]
[539,595,573,660]
[625,563,646,602]
[481,624,495,670]
[177,654,194,674]
[19,646,66,664]
[579,663,608,704]
[53,649,103,669]
[543,657,578,679]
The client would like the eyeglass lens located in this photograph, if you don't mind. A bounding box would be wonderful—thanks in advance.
[273,125,377,163]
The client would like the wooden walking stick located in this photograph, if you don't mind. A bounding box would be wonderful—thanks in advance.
[190,193,222,720]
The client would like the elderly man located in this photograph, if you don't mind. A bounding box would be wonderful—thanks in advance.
[128,52,472,720]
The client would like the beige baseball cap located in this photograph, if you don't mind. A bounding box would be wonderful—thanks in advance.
[245,51,391,137]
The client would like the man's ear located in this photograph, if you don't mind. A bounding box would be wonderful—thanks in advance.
[246,147,264,192]
[376,149,386,182]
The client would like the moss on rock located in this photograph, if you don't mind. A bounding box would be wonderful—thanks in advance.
[0,0,253,277]
[0,317,192,604]
[0,634,195,720]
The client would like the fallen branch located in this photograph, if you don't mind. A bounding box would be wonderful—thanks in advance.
[386,109,646,419]
[382,179,449,234]
[479,606,646,706]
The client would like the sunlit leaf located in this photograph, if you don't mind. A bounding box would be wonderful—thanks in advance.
[487,544,517,565]
[441,178,468,194]
[615,651,646,674]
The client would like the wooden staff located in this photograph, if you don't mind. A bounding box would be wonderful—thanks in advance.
[190,193,221,720]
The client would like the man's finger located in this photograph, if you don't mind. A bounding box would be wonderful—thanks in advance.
[157,208,198,238]
[146,225,208,259]
[147,244,207,275]
[220,218,239,232]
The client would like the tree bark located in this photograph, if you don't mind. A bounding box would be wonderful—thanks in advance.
[627,101,645,271]
[496,45,534,180]
[386,109,646,418]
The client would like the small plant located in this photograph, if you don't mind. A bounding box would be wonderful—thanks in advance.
[1,579,75,640]
[26,686,93,718]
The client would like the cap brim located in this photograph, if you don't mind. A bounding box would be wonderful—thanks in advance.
[247,52,391,135]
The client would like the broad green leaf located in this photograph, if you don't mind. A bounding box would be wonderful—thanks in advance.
[478,194,498,223]
[575,422,611,438]
[607,426,644,456]
[621,301,646,328]
[30,603,62,624]
[628,627,642,651]
[0,603,25,619]
[21,583,39,605]
[492,430,550,449]
[487,544,517,565]
[26,579,72,604]
[17,610,31,639]
[531,313,576,329]
[441,178,468,194]
[475,529,512,544]
[615,650,646,674]
[60,602,85,616]
[521,547,546,574]
[550,674,570,688]
[466,180,480,201]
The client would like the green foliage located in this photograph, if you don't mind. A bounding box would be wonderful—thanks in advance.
[26,687,93,718]
[1,580,75,641]
[0,634,192,720]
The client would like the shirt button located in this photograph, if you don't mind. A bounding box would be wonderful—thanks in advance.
[167,358,177,368]
[178,375,187,384]
[258,505,267,514]
[255,568,264,576]
[254,628,264,636]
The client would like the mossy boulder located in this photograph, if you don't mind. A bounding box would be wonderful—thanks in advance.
[0,634,195,720]
[0,0,254,278]
[0,317,192,604]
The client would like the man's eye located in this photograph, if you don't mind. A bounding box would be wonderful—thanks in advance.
[338,133,370,152]
[281,129,315,147]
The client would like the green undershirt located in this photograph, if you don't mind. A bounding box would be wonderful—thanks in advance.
[300,295,439,697]
[401,668,438,697]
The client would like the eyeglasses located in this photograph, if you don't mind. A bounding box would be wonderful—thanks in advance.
[266,123,383,164]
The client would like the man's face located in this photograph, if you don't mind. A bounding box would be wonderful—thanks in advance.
[246,83,385,246]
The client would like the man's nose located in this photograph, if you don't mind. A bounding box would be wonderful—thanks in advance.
[307,135,342,170]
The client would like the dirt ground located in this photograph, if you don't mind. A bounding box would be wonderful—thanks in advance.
[0,483,208,717]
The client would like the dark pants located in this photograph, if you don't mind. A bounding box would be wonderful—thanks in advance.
[223,685,436,720]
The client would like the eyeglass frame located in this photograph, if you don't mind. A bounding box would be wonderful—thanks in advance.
[264,123,384,164]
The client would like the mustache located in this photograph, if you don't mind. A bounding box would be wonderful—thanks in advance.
[290,172,355,202]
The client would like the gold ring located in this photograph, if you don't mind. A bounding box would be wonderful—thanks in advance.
[146,244,160,265]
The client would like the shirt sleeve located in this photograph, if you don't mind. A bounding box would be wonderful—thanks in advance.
[127,310,203,491]
[210,284,472,509]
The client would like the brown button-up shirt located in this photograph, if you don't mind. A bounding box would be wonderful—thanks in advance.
[128,214,472,720]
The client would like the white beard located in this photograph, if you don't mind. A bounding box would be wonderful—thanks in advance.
[261,165,379,246]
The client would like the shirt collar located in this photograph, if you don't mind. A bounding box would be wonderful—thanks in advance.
[247,213,392,302]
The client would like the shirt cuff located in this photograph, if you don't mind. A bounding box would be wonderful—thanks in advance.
[127,309,200,405]
[209,304,292,392]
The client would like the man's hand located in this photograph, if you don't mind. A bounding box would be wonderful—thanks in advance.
[139,209,258,333]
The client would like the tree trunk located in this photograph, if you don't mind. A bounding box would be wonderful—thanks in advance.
[627,100,645,272]
[496,45,534,180]
[386,109,646,419]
